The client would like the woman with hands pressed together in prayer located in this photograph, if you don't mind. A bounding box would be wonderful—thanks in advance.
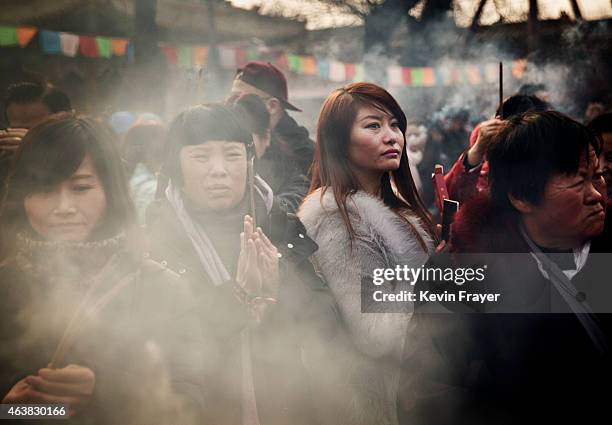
[146,103,339,425]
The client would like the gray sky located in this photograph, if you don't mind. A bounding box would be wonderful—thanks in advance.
[230,0,612,30]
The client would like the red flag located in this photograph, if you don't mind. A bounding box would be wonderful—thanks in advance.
[159,43,178,65]
[344,63,356,80]
[235,48,248,67]
[79,36,98,57]
[402,67,412,86]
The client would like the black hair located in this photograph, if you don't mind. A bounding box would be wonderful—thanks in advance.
[0,116,136,257]
[517,83,548,97]
[450,109,469,122]
[226,93,270,138]
[587,112,612,135]
[488,111,602,211]
[161,104,253,185]
[4,82,71,121]
[496,94,549,119]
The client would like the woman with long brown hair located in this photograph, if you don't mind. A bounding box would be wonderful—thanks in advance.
[298,82,438,425]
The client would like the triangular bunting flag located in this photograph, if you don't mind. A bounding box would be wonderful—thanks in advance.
[387,66,403,86]
[512,59,527,79]
[127,43,135,63]
[317,59,330,79]
[159,43,177,65]
[79,36,98,57]
[329,61,346,82]
[59,33,79,57]
[111,38,129,56]
[192,46,208,67]
[17,26,37,47]
[177,45,192,68]
[96,37,112,58]
[39,30,61,54]
[0,26,18,46]
[354,64,365,81]
[246,47,258,61]
[434,67,445,87]
[402,67,412,86]
[423,67,436,86]
[302,56,317,75]
[287,54,301,73]
[275,53,288,70]
[484,63,498,83]
[236,48,248,67]
[344,63,356,81]
[411,68,425,87]
[219,46,237,69]
[466,64,481,84]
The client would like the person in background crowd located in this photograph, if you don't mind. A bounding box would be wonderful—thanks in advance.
[298,82,439,425]
[122,121,165,223]
[109,111,136,137]
[0,116,204,424]
[584,96,607,124]
[1,82,72,199]
[419,108,470,208]
[444,94,550,204]
[407,111,610,425]
[406,120,427,195]
[226,93,271,160]
[518,83,551,103]
[230,61,314,212]
[588,112,612,208]
[146,104,339,425]
[3,81,72,130]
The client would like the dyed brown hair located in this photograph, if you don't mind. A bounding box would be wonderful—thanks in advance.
[310,82,438,250]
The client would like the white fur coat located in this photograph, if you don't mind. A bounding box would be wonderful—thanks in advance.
[298,188,434,425]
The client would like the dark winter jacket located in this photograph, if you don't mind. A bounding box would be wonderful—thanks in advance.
[401,196,612,425]
[257,113,314,212]
[419,126,470,207]
[0,236,205,425]
[145,196,339,425]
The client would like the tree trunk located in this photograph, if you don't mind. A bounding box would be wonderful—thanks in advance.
[131,0,167,114]
[569,0,583,20]
[527,0,539,55]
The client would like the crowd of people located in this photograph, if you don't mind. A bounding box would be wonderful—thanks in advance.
[0,61,610,425]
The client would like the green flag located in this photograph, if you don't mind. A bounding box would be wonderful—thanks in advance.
[0,26,18,46]
[95,37,112,58]
[288,54,303,73]
[178,45,192,68]
[411,68,425,87]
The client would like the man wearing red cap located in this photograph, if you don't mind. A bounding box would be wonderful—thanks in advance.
[231,62,314,212]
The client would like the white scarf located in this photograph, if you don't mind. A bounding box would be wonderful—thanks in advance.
[165,177,273,425]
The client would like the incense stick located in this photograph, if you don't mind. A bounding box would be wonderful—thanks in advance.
[499,61,504,117]
[248,156,256,229]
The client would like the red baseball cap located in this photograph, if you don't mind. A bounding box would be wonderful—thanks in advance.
[234,61,301,112]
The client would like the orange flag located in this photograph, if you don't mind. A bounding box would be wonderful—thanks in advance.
[111,38,129,56]
[301,56,317,75]
[512,59,527,79]
[192,45,208,67]
[423,67,436,86]
[17,26,37,47]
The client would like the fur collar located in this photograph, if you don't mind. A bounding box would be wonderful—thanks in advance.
[298,188,434,258]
